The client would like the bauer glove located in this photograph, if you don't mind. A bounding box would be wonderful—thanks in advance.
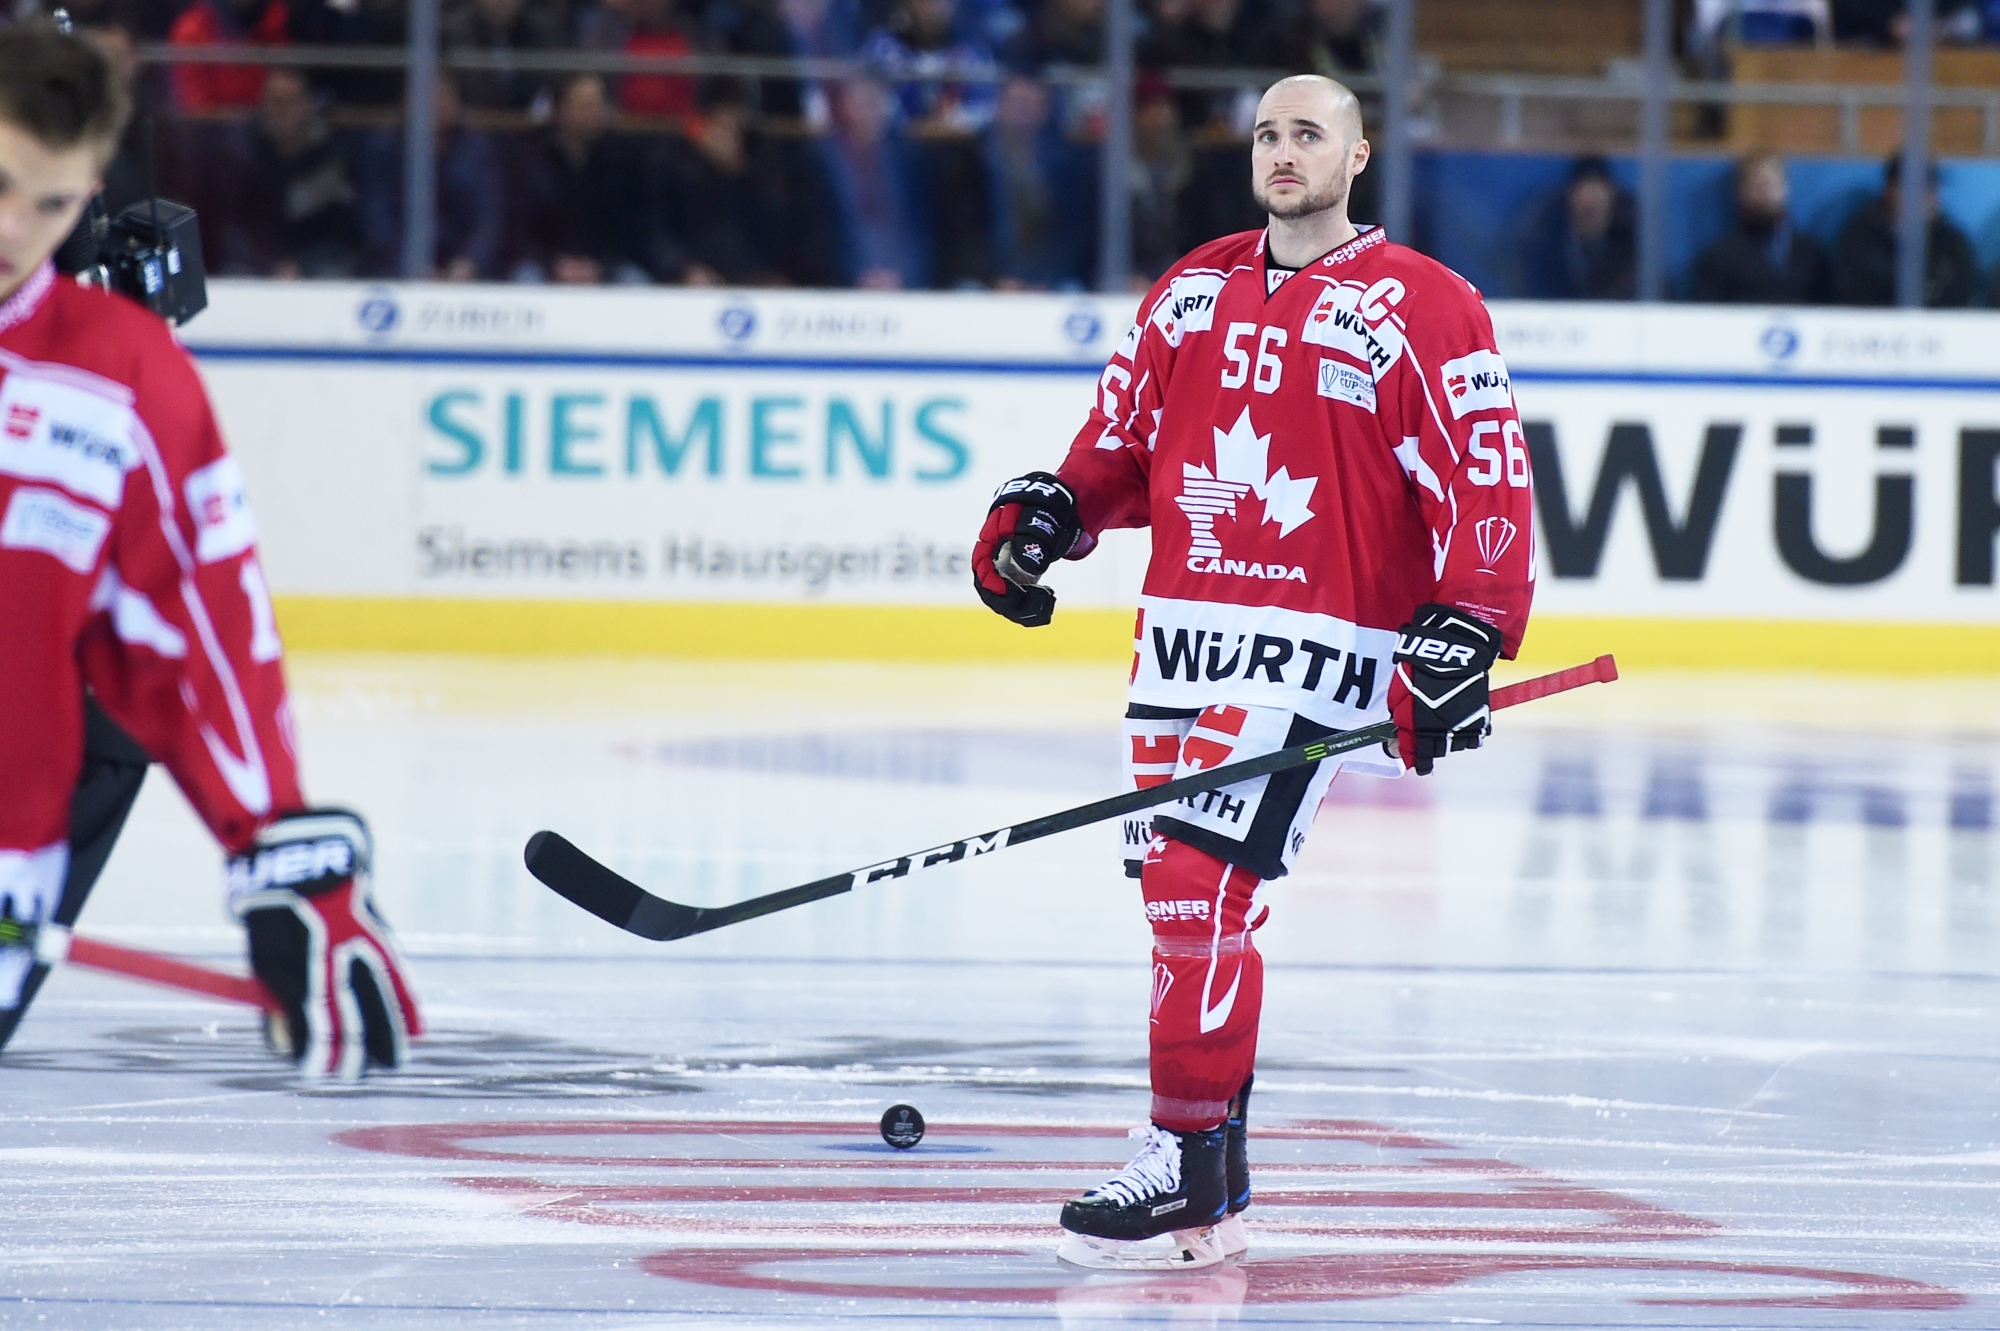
[972,471,1082,627]
[1388,603,1502,776]
[227,809,422,1080]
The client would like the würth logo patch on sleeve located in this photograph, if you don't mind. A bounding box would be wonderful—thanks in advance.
[1440,349,1513,419]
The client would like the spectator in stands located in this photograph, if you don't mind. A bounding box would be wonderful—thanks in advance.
[1831,0,1987,44]
[1529,157,1637,300]
[578,0,702,117]
[1142,0,1260,131]
[856,0,995,285]
[443,0,569,110]
[1831,155,1981,306]
[1130,71,1190,282]
[168,0,290,110]
[1177,138,1262,253]
[782,0,865,58]
[287,0,407,105]
[980,72,1094,289]
[616,0,700,120]
[863,0,998,130]
[210,68,364,277]
[704,0,863,121]
[1007,0,1103,69]
[1261,0,1378,77]
[1690,0,1829,51]
[511,73,654,282]
[707,0,817,117]
[1688,153,1831,304]
[821,76,931,287]
[646,80,800,284]
[59,0,158,39]
[357,73,507,279]
[83,23,154,216]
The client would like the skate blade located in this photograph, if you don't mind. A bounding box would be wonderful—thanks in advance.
[1206,1212,1249,1258]
[1057,1227,1224,1271]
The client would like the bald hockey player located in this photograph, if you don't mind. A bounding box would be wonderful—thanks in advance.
[971,75,1535,1268]
[0,24,420,1078]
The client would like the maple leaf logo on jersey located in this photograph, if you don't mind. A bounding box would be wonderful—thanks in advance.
[1175,408,1316,582]
[1473,515,1517,569]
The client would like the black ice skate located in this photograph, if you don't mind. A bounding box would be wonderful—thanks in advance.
[1056,1123,1228,1270]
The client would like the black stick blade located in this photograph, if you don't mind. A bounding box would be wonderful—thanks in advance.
[523,831,706,941]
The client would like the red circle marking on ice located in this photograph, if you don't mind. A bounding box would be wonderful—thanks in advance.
[331,1117,1448,1165]
[330,1117,1966,1311]
[644,1248,1968,1311]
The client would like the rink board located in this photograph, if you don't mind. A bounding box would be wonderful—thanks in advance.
[181,285,2000,670]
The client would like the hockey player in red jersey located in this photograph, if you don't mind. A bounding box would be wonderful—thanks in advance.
[0,25,420,1078]
[972,76,1535,1268]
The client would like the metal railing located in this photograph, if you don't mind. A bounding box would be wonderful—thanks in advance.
[134,0,1972,302]
[137,39,2000,150]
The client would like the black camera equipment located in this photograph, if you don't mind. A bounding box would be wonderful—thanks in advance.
[47,7,207,326]
[54,193,209,328]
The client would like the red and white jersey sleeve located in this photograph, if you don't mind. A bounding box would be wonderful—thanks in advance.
[1049,265,1193,540]
[0,265,302,871]
[1374,254,1536,652]
[1054,227,1535,735]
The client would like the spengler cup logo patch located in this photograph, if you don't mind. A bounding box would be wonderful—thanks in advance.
[1176,407,1315,583]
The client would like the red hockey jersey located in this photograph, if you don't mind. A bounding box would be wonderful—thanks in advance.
[0,264,302,897]
[1058,226,1536,734]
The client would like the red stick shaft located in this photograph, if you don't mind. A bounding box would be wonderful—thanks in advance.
[65,934,280,1012]
[1492,653,1619,712]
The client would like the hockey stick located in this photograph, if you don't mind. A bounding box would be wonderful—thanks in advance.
[524,654,1618,943]
[1,921,280,1011]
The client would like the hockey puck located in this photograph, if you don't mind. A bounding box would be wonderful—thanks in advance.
[880,1104,925,1149]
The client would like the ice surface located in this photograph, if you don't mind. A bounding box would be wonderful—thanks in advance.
[3,659,1996,1328]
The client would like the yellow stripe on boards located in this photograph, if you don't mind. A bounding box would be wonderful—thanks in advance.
[270,596,1138,663]
[270,597,2000,674]
[1516,615,2000,675]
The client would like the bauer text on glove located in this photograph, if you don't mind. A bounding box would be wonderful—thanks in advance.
[1387,603,1502,776]
[227,809,422,1080]
[971,471,1083,627]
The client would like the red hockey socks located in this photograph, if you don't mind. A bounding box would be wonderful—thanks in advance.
[1140,835,1266,1132]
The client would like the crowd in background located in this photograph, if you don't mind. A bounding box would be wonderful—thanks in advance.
[41,0,2000,302]
[1533,151,2000,307]
[66,0,1395,290]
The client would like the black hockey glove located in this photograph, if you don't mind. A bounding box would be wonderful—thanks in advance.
[971,470,1082,627]
[1387,603,1503,776]
[228,809,422,1080]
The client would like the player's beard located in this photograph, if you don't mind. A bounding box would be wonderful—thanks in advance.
[1254,166,1350,221]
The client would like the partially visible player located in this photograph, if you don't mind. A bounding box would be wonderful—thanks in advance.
[973,76,1535,1267]
[0,24,420,1078]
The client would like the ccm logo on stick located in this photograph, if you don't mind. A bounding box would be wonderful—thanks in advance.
[853,831,1010,885]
